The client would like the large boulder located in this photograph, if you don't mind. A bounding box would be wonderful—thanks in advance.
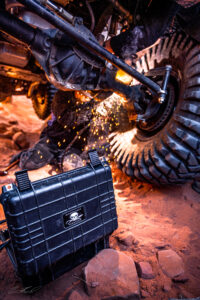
[84,249,140,299]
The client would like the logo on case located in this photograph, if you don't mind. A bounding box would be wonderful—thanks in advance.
[63,207,85,227]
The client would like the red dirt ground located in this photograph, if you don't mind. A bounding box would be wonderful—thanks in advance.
[0,97,200,300]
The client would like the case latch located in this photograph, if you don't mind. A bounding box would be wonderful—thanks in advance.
[88,150,102,167]
[15,170,31,192]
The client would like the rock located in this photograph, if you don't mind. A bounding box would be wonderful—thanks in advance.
[141,289,150,298]
[90,281,99,288]
[172,273,189,283]
[136,262,155,279]
[12,131,29,149]
[0,123,8,134]
[157,250,184,278]
[0,138,15,150]
[68,290,89,300]
[0,126,19,139]
[9,120,18,125]
[180,248,190,255]
[62,153,84,171]
[155,244,170,250]
[84,249,140,299]
[116,232,135,247]
[162,280,172,292]
[138,184,144,190]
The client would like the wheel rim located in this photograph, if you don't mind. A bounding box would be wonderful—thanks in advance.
[136,72,180,138]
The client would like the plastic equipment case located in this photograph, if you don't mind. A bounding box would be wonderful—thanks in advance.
[0,150,118,289]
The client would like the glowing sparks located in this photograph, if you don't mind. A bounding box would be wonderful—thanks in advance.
[54,89,132,166]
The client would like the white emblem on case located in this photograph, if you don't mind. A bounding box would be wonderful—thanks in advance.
[67,211,83,225]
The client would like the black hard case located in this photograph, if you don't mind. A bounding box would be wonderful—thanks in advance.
[0,151,118,288]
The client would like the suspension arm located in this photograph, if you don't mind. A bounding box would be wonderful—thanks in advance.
[16,0,165,98]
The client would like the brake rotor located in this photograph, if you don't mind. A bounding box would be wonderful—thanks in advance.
[137,75,179,136]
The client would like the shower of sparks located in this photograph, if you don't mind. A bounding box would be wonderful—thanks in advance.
[34,72,138,169]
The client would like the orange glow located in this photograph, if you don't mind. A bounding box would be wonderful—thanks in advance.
[74,91,91,103]
[115,69,132,85]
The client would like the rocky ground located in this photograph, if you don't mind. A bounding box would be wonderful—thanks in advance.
[0,97,200,300]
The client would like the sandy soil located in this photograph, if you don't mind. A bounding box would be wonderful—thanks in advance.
[0,97,200,300]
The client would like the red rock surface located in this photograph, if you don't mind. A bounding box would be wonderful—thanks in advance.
[0,97,200,300]
[157,249,184,279]
[12,131,30,149]
[136,262,155,279]
[84,249,140,299]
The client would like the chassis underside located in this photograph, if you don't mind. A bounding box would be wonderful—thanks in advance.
[0,0,200,189]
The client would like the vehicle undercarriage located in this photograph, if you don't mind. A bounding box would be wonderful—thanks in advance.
[0,0,200,188]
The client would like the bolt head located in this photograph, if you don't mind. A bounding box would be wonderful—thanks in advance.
[158,96,165,104]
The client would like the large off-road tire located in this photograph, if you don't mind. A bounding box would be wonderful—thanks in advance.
[110,32,200,185]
